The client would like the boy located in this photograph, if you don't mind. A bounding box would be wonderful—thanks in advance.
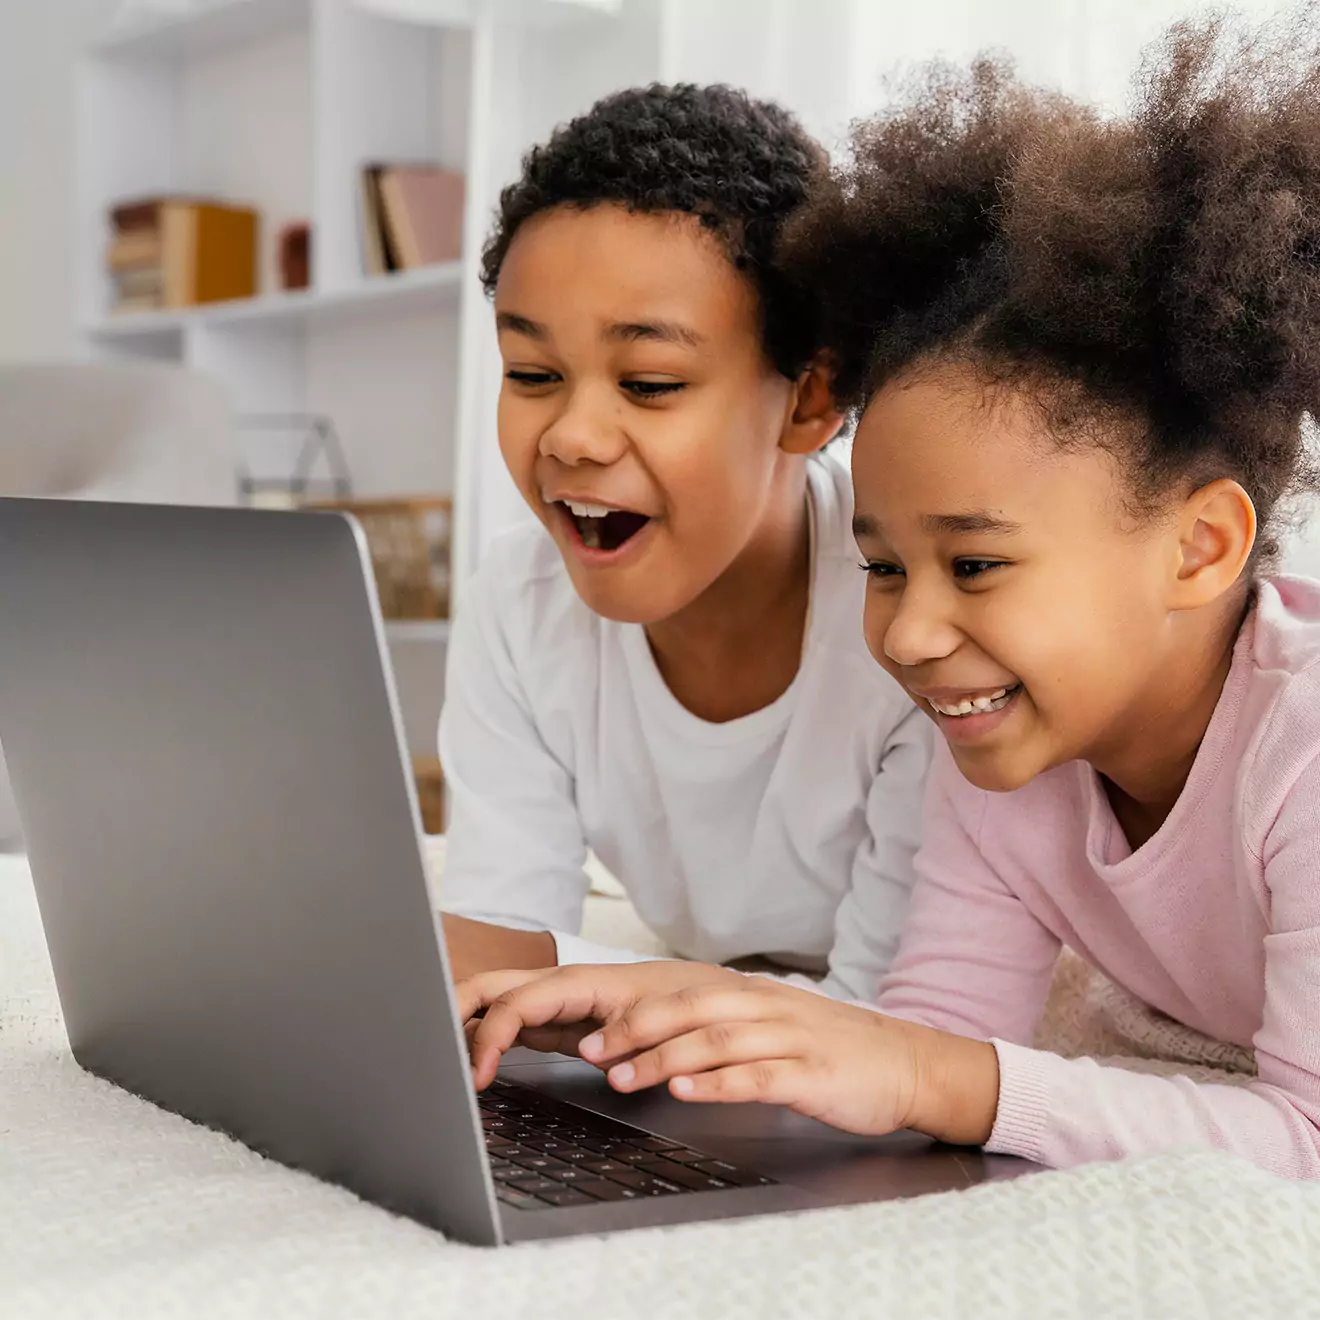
[440,84,928,1000]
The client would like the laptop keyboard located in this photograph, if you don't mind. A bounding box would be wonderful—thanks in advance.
[480,1077,775,1211]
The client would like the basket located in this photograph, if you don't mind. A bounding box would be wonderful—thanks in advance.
[311,495,452,619]
[412,754,446,835]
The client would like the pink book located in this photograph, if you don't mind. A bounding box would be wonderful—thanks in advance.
[378,167,466,269]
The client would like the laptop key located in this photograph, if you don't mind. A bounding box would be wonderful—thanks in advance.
[545,1165,598,1184]
[638,1161,731,1191]
[519,1136,578,1155]
[535,1188,595,1208]
[496,1166,550,1184]
[593,1143,651,1164]
[495,1186,547,1211]
[657,1147,708,1165]
[507,1152,570,1174]
[692,1160,775,1187]
[577,1178,645,1202]
[629,1136,684,1152]
[601,1169,683,1195]
[502,1175,560,1195]
[551,1147,599,1164]
[580,1159,631,1176]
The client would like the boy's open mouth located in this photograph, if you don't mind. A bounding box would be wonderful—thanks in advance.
[559,500,651,553]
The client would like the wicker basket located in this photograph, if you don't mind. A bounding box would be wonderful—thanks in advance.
[311,495,452,620]
[411,754,446,835]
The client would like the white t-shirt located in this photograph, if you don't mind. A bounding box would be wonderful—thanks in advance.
[438,450,931,1001]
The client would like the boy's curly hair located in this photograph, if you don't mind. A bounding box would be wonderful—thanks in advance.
[782,14,1320,561]
[480,83,827,381]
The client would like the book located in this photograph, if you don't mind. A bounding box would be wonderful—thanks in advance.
[358,165,392,276]
[104,196,259,313]
[376,166,465,270]
[107,230,163,271]
[113,267,164,303]
[159,201,258,307]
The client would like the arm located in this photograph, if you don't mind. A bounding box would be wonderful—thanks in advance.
[981,756,1320,1177]
[436,569,585,980]
[440,565,670,977]
[813,707,931,1001]
[876,743,1063,1040]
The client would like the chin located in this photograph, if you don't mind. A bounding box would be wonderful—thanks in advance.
[566,574,683,627]
[947,746,1039,795]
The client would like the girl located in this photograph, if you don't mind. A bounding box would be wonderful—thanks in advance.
[439,85,929,998]
[460,18,1320,1178]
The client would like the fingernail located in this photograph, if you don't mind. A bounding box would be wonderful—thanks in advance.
[580,1032,604,1059]
[672,1076,694,1097]
[609,1062,635,1089]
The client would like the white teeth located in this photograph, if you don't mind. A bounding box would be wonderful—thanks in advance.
[927,686,1018,718]
[565,500,612,518]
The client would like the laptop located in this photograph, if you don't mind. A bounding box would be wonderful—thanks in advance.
[0,497,1034,1245]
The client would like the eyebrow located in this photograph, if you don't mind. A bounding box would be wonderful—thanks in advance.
[604,320,704,349]
[923,511,1022,536]
[495,311,548,339]
[852,511,1023,538]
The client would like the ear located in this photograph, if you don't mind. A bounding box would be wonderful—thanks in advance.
[1168,479,1256,610]
[780,358,844,456]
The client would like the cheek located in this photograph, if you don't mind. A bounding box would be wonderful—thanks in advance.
[862,588,898,673]
[496,394,539,478]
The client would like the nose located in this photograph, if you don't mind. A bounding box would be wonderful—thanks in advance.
[871,580,961,670]
[539,382,627,468]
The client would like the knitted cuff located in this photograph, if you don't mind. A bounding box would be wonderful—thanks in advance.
[985,1038,1052,1163]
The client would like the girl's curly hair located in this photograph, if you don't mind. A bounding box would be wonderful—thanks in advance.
[480,83,827,380]
[781,14,1320,561]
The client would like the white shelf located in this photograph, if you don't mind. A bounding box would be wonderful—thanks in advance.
[384,619,451,642]
[85,265,463,342]
[94,0,311,60]
[354,0,619,26]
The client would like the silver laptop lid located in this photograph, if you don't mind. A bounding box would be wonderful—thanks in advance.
[0,498,499,1243]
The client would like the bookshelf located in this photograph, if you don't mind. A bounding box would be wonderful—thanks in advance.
[73,0,871,769]
[74,0,684,591]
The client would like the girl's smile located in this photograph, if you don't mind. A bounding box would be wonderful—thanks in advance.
[911,683,1024,744]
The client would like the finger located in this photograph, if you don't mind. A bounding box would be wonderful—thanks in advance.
[667,1059,804,1107]
[468,969,641,1088]
[584,983,784,1065]
[456,967,557,1023]
[516,1023,600,1059]
[604,1021,806,1093]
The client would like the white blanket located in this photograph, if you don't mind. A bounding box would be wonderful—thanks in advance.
[4,852,1320,1320]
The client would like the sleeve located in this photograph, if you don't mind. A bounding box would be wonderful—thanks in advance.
[814,707,933,1001]
[436,562,591,945]
[876,744,1063,1040]
[986,756,1320,1178]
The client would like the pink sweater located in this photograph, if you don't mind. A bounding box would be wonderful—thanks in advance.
[877,577,1320,1178]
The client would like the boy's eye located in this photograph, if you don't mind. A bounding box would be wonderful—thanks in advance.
[505,369,559,387]
[953,558,1008,581]
[859,560,904,581]
[622,379,686,400]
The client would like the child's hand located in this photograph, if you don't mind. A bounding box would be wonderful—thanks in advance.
[460,963,1001,1144]
[459,961,742,1088]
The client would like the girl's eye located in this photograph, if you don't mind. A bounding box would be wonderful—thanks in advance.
[953,558,1008,581]
[858,560,904,581]
[505,369,559,387]
[622,380,686,400]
